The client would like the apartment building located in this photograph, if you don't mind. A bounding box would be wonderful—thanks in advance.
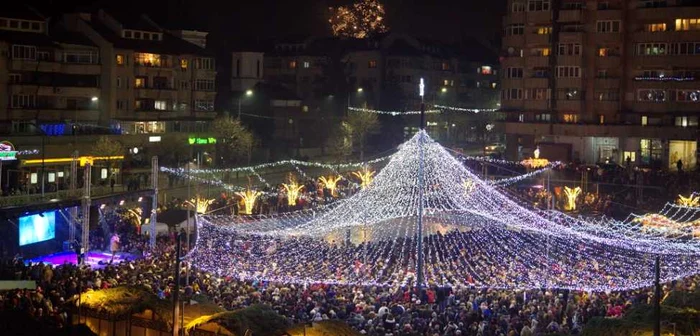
[0,5,217,194]
[234,34,499,148]
[500,0,700,170]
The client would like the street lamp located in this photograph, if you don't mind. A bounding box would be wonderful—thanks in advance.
[237,90,253,119]
[91,96,98,102]
[357,87,363,93]
[441,87,448,93]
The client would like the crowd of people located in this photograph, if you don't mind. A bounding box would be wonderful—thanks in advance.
[0,230,697,336]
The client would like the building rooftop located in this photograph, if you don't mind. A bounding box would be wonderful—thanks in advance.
[0,4,45,21]
[51,28,97,47]
[87,19,212,56]
[0,29,54,47]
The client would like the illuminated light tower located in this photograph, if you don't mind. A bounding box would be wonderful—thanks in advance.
[236,189,261,215]
[282,176,304,206]
[352,167,376,189]
[416,77,426,290]
[319,175,342,197]
[678,194,700,207]
[563,186,582,211]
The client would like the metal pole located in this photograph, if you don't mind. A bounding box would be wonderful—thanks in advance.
[69,151,78,243]
[173,232,181,336]
[0,161,3,196]
[186,159,191,287]
[654,255,661,336]
[41,135,45,196]
[150,156,158,249]
[81,163,92,261]
[237,98,241,119]
[416,98,425,290]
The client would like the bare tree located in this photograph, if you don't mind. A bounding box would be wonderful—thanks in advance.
[212,117,256,166]
[91,136,125,183]
[346,110,379,161]
[325,121,354,162]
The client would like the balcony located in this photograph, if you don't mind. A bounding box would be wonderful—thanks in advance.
[10,84,99,97]
[595,77,621,89]
[11,59,61,72]
[594,100,620,112]
[526,11,552,24]
[556,77,583,87]
[629,101,700,113]
[8,107,100,122]
[525,33,550,45]
[557,55,582,66]
[62,63,101,75]
[524,77,549,88]
[524,100,549,110]
[559,32,583,44]
[596,9,622,20]
[504,12,525,25]
[501,78,524,88]
[503,35,525,47]
[134,87,178,100]
[500,56,525,67]
[556,99,583,111]
[596,55,621,68]
[634,6,698,21]
[558,10,582,23]
[593,33,623,44]
[503,121,699,139]
[526,56,549,67]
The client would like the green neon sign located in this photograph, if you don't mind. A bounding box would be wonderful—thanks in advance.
[188,137,217,145]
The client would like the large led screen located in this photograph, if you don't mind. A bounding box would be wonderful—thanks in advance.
[19,212,56,246]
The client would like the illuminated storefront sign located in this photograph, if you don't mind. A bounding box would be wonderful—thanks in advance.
[188,137,217,145]
[0,141,18,161]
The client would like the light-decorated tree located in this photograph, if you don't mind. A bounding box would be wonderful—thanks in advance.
[212,117,256,166]
[329,0,388,38]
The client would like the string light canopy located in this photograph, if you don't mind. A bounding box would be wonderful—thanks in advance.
[188,131,700,291]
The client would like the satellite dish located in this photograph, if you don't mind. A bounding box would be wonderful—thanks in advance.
[507,47,515,55]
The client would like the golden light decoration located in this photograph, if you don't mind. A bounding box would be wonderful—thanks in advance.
[319,175,342,197]
[521,146,549,168]
[236,189,261,215]
[352,167,375,188]
[282,177,304,206]
[677,194,700,207]
[188,195,215,214]
[563,186,582,211]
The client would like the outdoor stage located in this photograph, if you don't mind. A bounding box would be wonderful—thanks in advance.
[27,251,139,269]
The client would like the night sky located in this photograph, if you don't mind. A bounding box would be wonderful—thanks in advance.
[28,0,506,46]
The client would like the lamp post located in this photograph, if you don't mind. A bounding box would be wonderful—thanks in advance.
[237,89,253,119]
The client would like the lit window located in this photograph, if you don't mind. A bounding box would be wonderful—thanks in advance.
[289,61,297,69]
[368,60,377,68]
[675,18,700,31]
[638,89,666,102]
[441,62,450,70]
[116,54,124,65]
[563,114,579,123]
[180,59,188,70]
[479,66,493,75]
[135,77,146,88]
[536,26,552,34]
[644,23,667,32]
[303,61,310,68]
[599,114,605,124]
[154,100,167,111]
[134,53,162,67]
[642,115,648,126]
